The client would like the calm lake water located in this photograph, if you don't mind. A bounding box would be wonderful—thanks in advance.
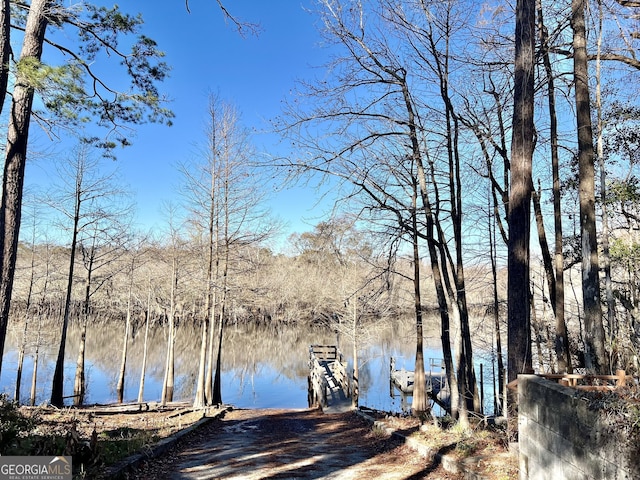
[0,316,498,414]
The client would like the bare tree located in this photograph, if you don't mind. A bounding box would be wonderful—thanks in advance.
[13,198,40,403]
[48,144,129,406]
[74,224,129,406]
[186,0,260,36]
[159,208,186,406]
[180,94,275,407]
[137,268,156,404]
[115,238,147,404]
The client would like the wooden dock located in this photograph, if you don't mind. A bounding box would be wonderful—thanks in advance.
[308,345,352,414]
[390,357,451,412]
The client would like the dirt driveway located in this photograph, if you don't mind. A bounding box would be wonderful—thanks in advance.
[131,408,462,480]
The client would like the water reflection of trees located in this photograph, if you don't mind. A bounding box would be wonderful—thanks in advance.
[3,315,441,406]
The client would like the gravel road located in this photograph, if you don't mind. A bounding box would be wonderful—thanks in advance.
[130,408,462,479]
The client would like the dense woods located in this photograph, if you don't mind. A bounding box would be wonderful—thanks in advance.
[1,0,640,426]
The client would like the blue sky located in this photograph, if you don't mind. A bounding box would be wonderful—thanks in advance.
[26,1,336,244]
[122,1,335,236]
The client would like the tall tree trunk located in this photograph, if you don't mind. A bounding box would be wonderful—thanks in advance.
[489,191,505,416]
[595,0,616,361]
[398,73,447,418]
[450,116,478,413]
[31,251,50,407]
[571,0,608,374]
[14,319,29,403]
[14,238,36,403]
[211,283,226,405]
[29,320,41,407]
[160,314,175,405]
[73,318,88,406]
[166,320,176,403]
[425,5,478,413]
[117,258,135,403]
[197,110,218,407]
[532,183,556,310]
[531,291,546,371]
[51,173,83,407]
[193,314,209,408]
[410,177,428,415]
[351,298,359,408]
[417,159,461,422]
[439,92,478,413]
[212,246,229,405]
[74,240,96,406]
[0,0,49,377]
[161,262,177,405]
[507,0,535,383]
[205,290,218,403]
[0,0,10,114]
[212,143,238,407]
[137,277,153,403]
[537,0,572,374]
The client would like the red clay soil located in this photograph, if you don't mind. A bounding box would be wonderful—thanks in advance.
[130,408,464,479]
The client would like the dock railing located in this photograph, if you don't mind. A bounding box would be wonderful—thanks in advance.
[310,345,339,362]
[507,369,634,392]
[308,345,350,409]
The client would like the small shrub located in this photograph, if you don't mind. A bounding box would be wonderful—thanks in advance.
[583,384,640,470]
[0,394,37,453]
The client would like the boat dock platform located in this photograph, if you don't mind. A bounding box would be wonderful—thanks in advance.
[308,345,352,414]
[390,357,450,411]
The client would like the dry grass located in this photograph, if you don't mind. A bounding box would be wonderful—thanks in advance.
[12,403,212,478]
[368,412,518,480]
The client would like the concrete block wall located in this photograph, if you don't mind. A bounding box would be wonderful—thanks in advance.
[518,375,638,480]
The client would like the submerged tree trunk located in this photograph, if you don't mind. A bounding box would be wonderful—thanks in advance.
[117,258,135,404]
[73,318,88,406]
[31,251,50,407]
[162,288,177,404]
[193,315,209,408]
[138,278,153,403]
[29,321,41,407]
[205,290,218,403]
[51,178,82,407]
[14,319,29,403]
[196,99,219,407]
[74,238,97,406]
[15,238,35,403]
[212,242,229,406]
[212,295,225,405]
[161,252,178,406]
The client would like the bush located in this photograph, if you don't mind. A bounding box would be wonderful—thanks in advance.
[0,393,37,453]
